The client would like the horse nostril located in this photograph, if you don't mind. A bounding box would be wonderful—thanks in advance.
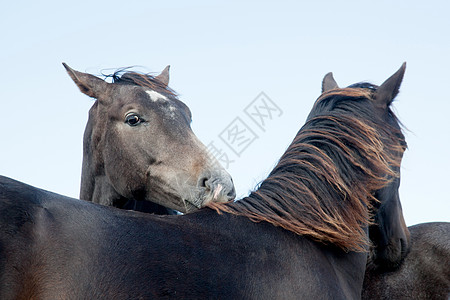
[227,187,236,200]
[199,177,210,189]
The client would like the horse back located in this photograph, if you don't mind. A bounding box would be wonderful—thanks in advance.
[0,175,53,299]
[136,210,367,299]
[0,176,115,299]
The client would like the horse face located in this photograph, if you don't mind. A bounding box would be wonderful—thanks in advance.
[368,177,410,271]
[64,64,235,213]
[368,64,411,270]
[367,123,410,270]
[102,85,236,212]
[320,63,411,269]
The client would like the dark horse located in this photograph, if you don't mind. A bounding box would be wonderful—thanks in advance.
[0,64,408,299]
[63,64,235,214]
[363,222,450,300]
[322,72,411,272]
[323,72,447,299]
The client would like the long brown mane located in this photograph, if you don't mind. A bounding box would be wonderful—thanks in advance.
[210,87,404,252]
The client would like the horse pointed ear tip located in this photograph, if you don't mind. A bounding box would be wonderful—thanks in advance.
[322,72,339,92]
[323,72,335,81]
[62,63,76,75]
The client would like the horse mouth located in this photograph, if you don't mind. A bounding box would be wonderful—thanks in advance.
[183,184,235,213]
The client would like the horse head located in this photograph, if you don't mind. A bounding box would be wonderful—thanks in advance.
[64,63,235,213]
[322,64,411,271]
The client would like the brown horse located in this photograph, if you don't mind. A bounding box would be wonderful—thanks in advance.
[362,222,450,300]
[0,64,407,299]
[64,64,235,214]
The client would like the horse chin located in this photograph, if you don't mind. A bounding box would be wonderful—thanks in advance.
[183,200,201,213]
[183,187,234,213]
[182,193,211,213]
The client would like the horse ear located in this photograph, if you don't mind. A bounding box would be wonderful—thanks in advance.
[322,72,339,93]
[155,65,170,86]
[62,63,109,99]
[375,62,406,108]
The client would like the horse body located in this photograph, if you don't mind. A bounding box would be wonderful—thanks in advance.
[363,222,450,300]
[0,176,364,299]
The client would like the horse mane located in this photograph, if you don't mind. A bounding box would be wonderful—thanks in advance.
[106,68,178,97]
[210,87,405,252]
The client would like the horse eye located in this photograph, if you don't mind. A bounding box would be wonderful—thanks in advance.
[125,114,142,126]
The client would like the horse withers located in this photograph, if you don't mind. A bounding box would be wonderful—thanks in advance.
[64,64,235,214]
[0,64,408,299]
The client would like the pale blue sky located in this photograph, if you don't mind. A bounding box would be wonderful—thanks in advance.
[1,0,449,225]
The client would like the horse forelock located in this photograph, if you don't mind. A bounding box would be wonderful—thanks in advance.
[210,87,405,252]
[110,70,178,97]
[315,87,374,105]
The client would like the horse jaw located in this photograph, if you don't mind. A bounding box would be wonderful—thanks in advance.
[367,200,411,271]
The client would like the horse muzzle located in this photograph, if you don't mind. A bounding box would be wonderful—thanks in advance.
[183,169,236,211]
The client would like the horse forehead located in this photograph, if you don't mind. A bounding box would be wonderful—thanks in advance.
[107,86,182,119]
[145,90,182,119]
[146,90,169,102]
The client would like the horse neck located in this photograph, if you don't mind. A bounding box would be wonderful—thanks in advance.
[78,105,172,214]
[211,114,398,252]
[79,104,120,206]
